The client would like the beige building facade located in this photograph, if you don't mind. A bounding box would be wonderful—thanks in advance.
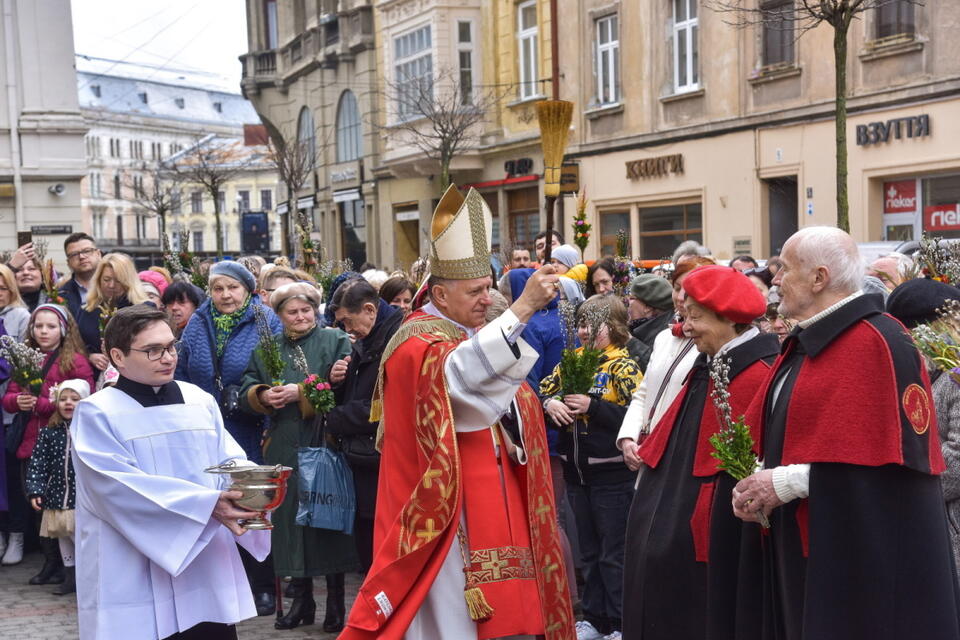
[241,0,379,269]
[0,0,86,262]
[374,0,559,271]
[561,1,960,262]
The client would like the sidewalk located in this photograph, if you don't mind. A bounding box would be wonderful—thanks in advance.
[0,551,359,639]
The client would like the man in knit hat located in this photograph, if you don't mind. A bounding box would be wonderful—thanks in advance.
[626,274,675,372]
[341,185,575,640]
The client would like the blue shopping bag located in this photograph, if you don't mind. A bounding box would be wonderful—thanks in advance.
[295,416,356,534]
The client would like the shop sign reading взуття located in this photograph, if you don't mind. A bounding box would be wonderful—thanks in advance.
[626,154,684,180]
[856,115,930,146]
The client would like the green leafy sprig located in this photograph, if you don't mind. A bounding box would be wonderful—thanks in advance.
[556,299,607,396]
[254,305,285,386]
[707,354,769,527]
[572,188,591,253]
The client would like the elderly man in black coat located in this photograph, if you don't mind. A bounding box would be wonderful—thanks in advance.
[325,278,402,628]
[733,226,960,640]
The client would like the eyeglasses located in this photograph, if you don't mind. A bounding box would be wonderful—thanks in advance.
[66,247,98,260]
[129,341,180,361]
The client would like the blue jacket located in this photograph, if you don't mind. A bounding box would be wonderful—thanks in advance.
[507,268,566,456]
[507,269,566,391]
[175,296,282,461]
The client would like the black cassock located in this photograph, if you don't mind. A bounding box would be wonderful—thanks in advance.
[623,333,778,640]
[755,295,960,640]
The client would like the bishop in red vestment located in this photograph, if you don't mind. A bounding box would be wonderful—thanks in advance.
[340,185,575,640]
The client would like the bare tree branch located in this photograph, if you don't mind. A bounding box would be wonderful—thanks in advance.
[705,0,923,231]
[120,165,182,240]
[375,67,511,192]
[164,135,257,258]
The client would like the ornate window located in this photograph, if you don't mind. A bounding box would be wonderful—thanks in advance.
[336,90,361,163]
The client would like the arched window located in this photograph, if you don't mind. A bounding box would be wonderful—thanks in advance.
[297,106,316,168]
[335,90,361,163]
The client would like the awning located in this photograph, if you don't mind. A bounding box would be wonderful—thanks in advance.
[297,195,315,209]
[333,188,361,203]
[462,174,539,190]
[276,202,288,215]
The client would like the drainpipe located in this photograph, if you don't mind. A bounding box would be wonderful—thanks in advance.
[550,0,559,100]
[3,0,24,230]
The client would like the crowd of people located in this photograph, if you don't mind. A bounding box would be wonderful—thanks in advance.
[0,190,957,640]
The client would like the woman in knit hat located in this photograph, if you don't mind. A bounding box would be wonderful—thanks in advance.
[239,280,358,630]
[175,260,280,459]
[1,304,93,575]
[621,265,779,639]
[137,270,169,309]
[174,260,283,616]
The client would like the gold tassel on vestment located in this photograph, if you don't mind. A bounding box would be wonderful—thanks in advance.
[463,576,494,622]
[457,525,494,621]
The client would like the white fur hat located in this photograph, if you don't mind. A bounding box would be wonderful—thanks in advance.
[49,378,91,402]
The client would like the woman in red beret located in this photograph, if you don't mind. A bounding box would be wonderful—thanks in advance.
[621,265,780,640]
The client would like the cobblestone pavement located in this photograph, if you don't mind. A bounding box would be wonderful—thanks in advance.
[0,551,361,639]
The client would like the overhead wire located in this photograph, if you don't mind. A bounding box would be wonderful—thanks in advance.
[77,0,204,91]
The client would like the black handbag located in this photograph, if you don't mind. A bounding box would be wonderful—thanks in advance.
[205,323,242,418]
[5,349,59,455]
[4,411,30,455]
[339,433,380,469]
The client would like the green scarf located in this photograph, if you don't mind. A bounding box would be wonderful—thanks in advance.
[211,295,252,356]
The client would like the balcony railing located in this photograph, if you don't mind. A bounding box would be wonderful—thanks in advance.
[255,51,277,75]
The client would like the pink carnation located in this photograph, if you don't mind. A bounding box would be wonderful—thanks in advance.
[315,383,324,390]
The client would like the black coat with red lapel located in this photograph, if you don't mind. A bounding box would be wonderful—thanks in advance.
[622,332,778,640]
[752,293,960,640]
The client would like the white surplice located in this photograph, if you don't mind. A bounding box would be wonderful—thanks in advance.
[71,381,270,640]
[404,306,537,640]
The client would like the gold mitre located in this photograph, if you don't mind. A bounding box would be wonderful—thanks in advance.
[429,183,492,280]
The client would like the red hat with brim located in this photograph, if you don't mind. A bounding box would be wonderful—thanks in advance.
[682,265,766,324]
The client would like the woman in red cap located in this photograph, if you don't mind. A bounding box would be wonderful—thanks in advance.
[621,265,780,640]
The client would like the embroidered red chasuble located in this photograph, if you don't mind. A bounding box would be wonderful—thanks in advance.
[340,313,575,640]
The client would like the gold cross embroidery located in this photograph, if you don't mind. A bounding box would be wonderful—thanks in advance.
[542,562,559,581]
[422,468,442,489]
[416,519,440,543]
[481,549,509,580]
[535,496,552,524]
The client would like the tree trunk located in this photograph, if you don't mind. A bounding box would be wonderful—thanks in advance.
[833,15,850,233]
[439,160,451,193]
[213,190,224,258]
[283,197,294,258]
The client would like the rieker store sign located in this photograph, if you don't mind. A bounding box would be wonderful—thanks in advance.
[883,180,917,214]
[925,205,960,232]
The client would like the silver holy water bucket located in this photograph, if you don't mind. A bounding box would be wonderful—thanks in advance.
[205,461,293,530]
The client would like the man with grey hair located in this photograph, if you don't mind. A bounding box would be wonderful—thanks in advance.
[866,251,915,291]
[732,226,960,639]
[670,240,711,266]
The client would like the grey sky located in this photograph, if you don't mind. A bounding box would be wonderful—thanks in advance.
[71,0,248,93]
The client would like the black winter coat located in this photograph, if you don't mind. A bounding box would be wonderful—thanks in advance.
[25,421,75,510]
[627,311,672,373]
[326,301,402,517]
